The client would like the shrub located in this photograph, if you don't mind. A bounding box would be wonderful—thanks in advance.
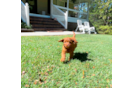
[98,25,112,35]
[21,22,32,29]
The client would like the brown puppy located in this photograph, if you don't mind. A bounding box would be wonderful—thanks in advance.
[58,32,78,62]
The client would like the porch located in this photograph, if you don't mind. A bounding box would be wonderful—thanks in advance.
[21,0,90,31]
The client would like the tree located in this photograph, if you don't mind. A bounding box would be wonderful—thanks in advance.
[98,0,112,25]
[88,0,112,34]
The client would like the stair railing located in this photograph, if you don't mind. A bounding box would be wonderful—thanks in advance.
[51,3,68,29]
[21,1,30,26]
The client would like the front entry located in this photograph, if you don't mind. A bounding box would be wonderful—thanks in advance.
[23,0,51,15]
[26,0,37,13]
[47,0,51,15]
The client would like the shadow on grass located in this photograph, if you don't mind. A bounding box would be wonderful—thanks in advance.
[63,52,93,64]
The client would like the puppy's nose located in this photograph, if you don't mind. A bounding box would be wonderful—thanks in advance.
[67,44,70,47]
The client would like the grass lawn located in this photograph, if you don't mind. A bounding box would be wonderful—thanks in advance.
[21,34,112,88]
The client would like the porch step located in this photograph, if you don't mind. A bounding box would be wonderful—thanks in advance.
[30,16,66,31]
[33,28,66,31]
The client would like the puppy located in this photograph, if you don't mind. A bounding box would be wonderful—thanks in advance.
[58,32,78,62]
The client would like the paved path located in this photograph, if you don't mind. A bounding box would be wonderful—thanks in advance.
[21,31,84,36]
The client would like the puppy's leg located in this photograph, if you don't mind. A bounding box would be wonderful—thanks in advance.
[60,51,66,62]
[69,52,73,61]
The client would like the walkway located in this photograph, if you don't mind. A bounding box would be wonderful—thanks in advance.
[21,31,83,36]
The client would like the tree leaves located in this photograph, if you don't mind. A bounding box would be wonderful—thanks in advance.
[89,0,112,33]
[102,15,107,20]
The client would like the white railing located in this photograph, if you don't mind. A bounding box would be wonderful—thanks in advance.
[51,0,89,29]
[54,5,88,15]
[21,1,30,26]
[51,4,68,29]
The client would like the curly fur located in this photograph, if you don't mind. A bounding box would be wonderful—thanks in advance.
[58,32,78,62]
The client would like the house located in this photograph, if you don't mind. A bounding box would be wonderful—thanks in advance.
[21,0,90,31]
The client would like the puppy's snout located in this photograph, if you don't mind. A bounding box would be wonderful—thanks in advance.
[64,42,71,48]
[67,44,70,47]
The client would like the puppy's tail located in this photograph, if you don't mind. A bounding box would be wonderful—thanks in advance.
[73,31,75,38]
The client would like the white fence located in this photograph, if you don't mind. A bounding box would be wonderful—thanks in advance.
[21,1,30,26]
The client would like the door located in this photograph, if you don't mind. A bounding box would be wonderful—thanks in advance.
[48,0,51,15]
[26,0,37,13]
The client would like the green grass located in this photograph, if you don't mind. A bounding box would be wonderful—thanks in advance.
[21,34,112,88]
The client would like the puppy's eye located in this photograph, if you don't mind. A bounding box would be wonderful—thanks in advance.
[71,40,74,42]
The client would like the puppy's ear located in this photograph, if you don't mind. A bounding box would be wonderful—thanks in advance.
[71,39,78,43]
[58,39,64,42]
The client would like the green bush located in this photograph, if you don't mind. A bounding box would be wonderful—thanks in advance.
[21,22,32,29]
[98,25,112,35]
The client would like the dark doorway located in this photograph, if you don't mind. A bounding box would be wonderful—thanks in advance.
[26,0,37,13]
[65,2,67,7]
[48,0,51,15]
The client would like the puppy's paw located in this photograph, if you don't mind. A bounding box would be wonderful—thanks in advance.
[60,58,65,62]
